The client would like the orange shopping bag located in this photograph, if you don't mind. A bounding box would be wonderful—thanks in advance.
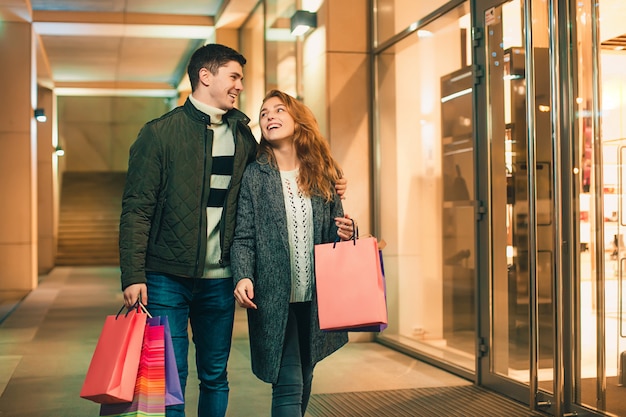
[80,304,148,404]
[314,235,387,331]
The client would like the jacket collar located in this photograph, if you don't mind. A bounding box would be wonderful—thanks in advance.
[183,97,250,126]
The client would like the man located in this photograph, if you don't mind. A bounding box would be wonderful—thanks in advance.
[119,43,256,417]
[119,44,346,417]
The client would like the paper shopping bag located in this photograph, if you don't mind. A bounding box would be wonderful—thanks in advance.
[80,306,148,404]
[333,248,388,332]
[161,316,184,406]
[99,316,166,417]
[314,236,388,331]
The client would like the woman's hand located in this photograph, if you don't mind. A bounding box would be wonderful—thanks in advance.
[335,214,357,241]
[335,177,348,200]
[234,278,257,309]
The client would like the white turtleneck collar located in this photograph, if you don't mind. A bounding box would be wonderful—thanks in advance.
[189,94,227,125]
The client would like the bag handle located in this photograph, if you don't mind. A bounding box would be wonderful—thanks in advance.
[333,218,358,248]
[115,296,152,320]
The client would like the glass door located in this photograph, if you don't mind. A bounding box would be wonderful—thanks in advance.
[577,1,626,415]
[585,138,626,416]
[476,0,560,412]
[478,0,622,415]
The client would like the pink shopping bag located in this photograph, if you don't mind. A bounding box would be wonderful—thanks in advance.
[315,236,388,331]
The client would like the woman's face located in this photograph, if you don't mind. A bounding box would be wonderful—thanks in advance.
[259,96,295,144]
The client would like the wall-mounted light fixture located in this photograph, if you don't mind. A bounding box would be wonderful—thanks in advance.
[55,145,65,156]
[34,108,47,123]
[290,10,317,37]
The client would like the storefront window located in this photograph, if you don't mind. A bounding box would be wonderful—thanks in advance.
[375,0,450,47]
[375,1,474,371]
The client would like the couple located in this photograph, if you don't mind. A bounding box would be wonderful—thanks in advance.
[119,43,355,417]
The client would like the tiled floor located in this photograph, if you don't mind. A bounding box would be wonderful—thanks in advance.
[0,266,475,417]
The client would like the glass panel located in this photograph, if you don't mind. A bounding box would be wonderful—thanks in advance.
[579,0,626,414]
[375,1,475,371]
[576,0,598,411]
[601,3,626,412]
[375,0,449,47]
[485,0,555,387]
[530,1,554,394]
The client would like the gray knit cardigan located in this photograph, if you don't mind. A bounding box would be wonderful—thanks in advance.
[231,158,349,383]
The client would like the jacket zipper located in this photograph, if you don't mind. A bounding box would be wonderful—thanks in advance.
[218,122,236,267]
[195,124,210,274]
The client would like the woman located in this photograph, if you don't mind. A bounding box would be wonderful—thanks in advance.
[231,90,355,416]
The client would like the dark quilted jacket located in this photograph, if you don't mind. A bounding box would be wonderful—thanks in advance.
[119,98,257,290]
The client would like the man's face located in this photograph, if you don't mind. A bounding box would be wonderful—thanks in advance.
[204,60,244,111]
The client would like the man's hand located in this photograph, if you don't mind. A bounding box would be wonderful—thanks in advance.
[234,278,257,309]
[335,177,348,199]
[123,283,147,308]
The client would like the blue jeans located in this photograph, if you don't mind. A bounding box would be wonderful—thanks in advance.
[146,273,235,417]
[271,302,314,417]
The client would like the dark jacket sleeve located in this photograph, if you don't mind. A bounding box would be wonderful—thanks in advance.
[119,123,163,290]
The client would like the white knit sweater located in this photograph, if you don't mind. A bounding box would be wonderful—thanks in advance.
[280,169,314,302]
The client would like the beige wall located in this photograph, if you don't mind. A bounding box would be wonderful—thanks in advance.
[57,96,172,172]
[303,0,372,237]
[305,0,372,342]
[37,87,57,274]
[0,21,38,290]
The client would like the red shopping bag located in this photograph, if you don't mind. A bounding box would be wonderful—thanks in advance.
[99,316,167,417]
[315,235,388,331]
[80,305,148,404]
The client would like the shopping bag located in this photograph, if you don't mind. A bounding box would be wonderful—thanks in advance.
[335,246,388,332]
[315,232,388,331]
[99,316,166,417]
[162,316,184,406]
[80,304,148,404]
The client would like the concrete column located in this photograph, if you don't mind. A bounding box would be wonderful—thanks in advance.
[302,0,372,340]
[303,0,371,234]
[37,87,57,274]
[0,21,38,290]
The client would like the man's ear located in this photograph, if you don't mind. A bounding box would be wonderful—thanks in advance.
[198,67,212,87]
